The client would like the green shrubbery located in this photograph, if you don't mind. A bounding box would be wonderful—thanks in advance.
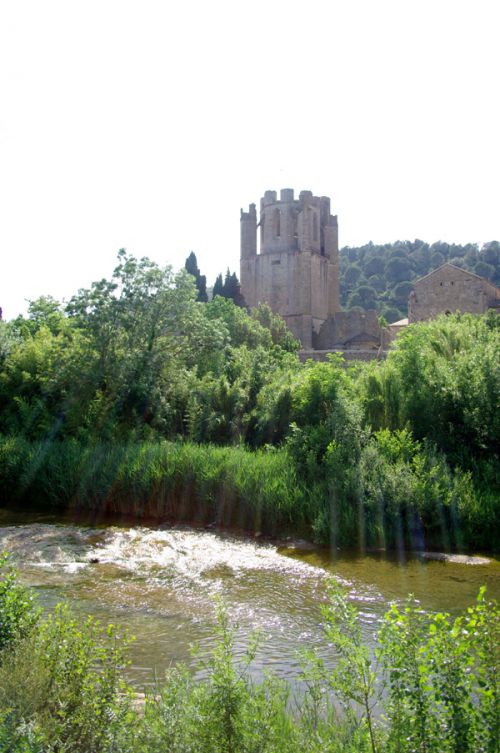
[0,252,498,551]
[0,558,132,753]
[1,558,498,753]
[0,437,305,536]
[0,553,39,652]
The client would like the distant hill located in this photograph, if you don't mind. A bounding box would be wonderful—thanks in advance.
[339,240,500,322]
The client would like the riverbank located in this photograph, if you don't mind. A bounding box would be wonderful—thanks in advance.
[1,435,498,553]
[0,435,306,536]
[1,550,498,753]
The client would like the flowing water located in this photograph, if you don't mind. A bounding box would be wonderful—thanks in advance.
[0,508,498,690]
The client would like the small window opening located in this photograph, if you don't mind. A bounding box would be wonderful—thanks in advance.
[313,212,319,243]
[275,209,281,238]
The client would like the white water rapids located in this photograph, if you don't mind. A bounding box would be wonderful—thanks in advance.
[0,519,498,688]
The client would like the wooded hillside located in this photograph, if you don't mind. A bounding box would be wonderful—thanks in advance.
[339,240,500,321]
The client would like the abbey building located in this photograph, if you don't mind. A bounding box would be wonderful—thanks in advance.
[240,188,500,358]
[240,188,383,356]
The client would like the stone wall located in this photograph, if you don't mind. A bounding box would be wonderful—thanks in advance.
[300,348,386,364]
[409,263,500,322]
[240,188,340,348]
[314,309,382,350]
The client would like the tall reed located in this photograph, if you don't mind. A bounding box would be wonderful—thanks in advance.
[0,436,306,537]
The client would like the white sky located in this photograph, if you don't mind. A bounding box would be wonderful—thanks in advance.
[1,0,499,318]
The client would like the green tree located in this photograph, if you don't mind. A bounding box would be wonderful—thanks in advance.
[344,264,363,286]
[474,260,495,280]
[185,251,208,302]
[385,256,412,284]
[251,303,299,352]
[213,273,224,298]
[482,240,500,265]
[65,250,211,436]
[364,256,385,277]
[392,280,413,306]
[353,285,378,309]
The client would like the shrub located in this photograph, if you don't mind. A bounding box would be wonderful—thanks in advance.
[0,564,498,753]
[0,554,39,654]
[0,604,133,753]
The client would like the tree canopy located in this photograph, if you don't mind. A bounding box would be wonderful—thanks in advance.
[340,239,500,321]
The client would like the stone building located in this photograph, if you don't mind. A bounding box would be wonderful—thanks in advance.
[240,194,499,356]
[240,189,340,348]
[314,309,382,351]
[240,189,385,354]
[408,263,500,322]
[240,188,500,359]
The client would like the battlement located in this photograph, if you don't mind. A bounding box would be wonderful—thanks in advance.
[240,203,256,220]
[252,188,338,258]
[240,188,341,347]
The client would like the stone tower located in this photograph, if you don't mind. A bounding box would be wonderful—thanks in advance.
[240,188,340,347]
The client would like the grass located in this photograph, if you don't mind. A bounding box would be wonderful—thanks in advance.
[0,436,307,538]
[0,433,497,552]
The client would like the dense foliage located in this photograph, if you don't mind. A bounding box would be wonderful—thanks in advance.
[184,251,208,302]
[0,251,298,443]
[0,251,499,551]
[340,239,500,321]
[0,560,498,753]
[212,268,246,307]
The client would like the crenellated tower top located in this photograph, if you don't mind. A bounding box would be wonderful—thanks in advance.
[240,188,338,261]
[239,189,341,348]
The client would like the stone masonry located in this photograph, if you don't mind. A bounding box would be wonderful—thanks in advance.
[240,194,499,358]
[240,189,340,348]
[408,263,500,322]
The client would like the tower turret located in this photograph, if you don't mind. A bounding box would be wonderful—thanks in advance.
[240,203,257,260]
[239,189,341,348]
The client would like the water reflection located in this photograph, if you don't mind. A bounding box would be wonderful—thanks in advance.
[0,511,498,689]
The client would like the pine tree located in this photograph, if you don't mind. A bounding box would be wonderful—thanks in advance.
[223,268,234,298]
[227,272,245,307]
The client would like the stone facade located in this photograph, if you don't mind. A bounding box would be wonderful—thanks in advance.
[314,309,382,351]
[240,195,499,358]
[408,263,500,322]
[240,189,340,348]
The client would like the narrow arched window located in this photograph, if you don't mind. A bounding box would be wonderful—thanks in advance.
[275,209,281,237]
[313,212,319,243]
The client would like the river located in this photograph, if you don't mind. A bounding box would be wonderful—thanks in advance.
[1,508,498,690]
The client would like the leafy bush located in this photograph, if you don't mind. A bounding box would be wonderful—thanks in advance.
[0,562,498,753]
[0,554,39,654]
[139,606,298,753]
[0,603,133,753]
[379,587,499,753]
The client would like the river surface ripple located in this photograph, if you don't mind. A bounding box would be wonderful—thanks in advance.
[0,513,498,689]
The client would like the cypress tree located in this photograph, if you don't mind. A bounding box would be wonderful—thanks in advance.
[184,251,208,302]
[212,269,245,307]
[213,273,224,298]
